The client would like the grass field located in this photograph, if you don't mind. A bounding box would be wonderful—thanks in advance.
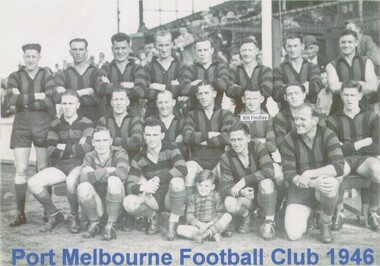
[1,163,379,266]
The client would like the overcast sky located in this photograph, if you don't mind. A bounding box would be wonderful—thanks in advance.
[0,0,223,78]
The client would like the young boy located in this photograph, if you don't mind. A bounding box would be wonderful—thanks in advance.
[177,170,232,243]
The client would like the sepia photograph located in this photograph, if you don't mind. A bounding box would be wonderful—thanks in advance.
[0,0,379,265]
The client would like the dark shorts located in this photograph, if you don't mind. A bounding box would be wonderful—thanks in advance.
[52,158,83,175]
[152,185,169,211]
[10,111,51,149]
[345,155,370,174]
[287,184,317,208]
[193,158,219,171]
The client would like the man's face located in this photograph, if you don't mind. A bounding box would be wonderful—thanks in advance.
[242,90,263,113]
[144,125,164,150]
[294,108,317,135]
[111,91,129,115]
[70,41,87,64]
[239,43,257,64]
[196,84,216,109]
[156,93,175,118]
[144,43,154,56]
[112,41,130,63]
[285,85,306,108]
[230,54,241,68]
[196,179,215,197]
[155,35,173,60]
[339,35,357,57]
[23,49,41,72]
[61,95,80,119]
[229,130,250,154]
[341,87,362,111]
[195,41,214,65]
[305,44,319,60]
[285,38,304,60]
[92,131,112,156]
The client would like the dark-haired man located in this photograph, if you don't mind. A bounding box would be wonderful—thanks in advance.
[220,122,278,240]
[28,91,94,233]
[326,80,380,231]
[326,29,378,115]
[77,127,129,240]
[273,33,323,109]
[55,38,100,122]
[273,82,306,147]
[96,33,147,116]
[123,118,187,241]
[6,43,55,227]
[183,81,234,198]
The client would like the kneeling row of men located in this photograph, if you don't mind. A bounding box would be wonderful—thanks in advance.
[10,80,380,244]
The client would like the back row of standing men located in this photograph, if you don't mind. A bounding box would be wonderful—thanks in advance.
[6,27,379,244]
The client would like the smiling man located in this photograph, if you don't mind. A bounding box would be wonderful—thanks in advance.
[326,29,378,115]
[273,33,323,109]
[96,33,147,116]
[220,122,277,240]
[6,43,55,227]
[144,31,184,118]
[28,90,94,233]
[55,38,100,122]
[279,103,345,243]
[123,117,187,241]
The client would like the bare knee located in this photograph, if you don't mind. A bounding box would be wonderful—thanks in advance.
[259,179,275,194]
[107,176,124,194]
[273,163,284,184]
[170,177,185,192]
[123,195,140,213]
[224,196,238,213]
[186,161,201,186]
[66,174,80,193]
[77,182,95,201]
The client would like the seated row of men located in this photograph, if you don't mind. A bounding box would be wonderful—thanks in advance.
[8,77,380,244]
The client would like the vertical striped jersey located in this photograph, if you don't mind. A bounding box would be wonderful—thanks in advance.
[54,65,100,107]
[96,59,147,115]
[237,109,277,153]
[144,57,184,116]
[273,60,323,107]
[226,64,273,114]
[273,107,296,147]
[329,55,369,114]
[220,141,274,198]
[183,107,234,163]
[326,108,380,156]
[96,113,143,160]
[179,60,230,110]
[279,126,345,183]
[6,67,55,112]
